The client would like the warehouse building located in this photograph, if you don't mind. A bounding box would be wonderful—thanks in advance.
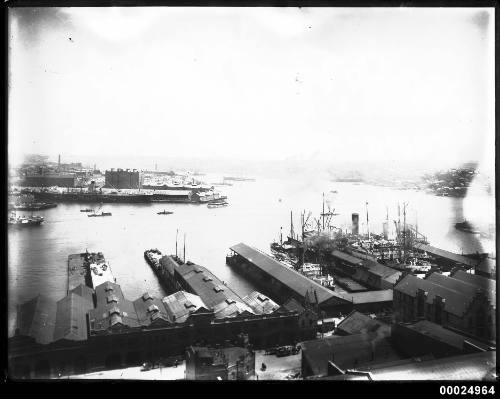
[104,168,141,189]
[393,270,496,342]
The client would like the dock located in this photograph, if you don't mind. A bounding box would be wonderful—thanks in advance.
[67,251,115,292]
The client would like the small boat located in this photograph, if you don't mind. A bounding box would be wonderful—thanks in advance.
[88,212,112,217]
[157,210,174,215]
[455,220,480,234]
[80,208,94,212]
[207,201,228,208]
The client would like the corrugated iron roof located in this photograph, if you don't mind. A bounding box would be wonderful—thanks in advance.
[243,291,280,315]
[395,274,474,317]
[177,261,251,312]
[230,243,343,305]
[451,270,496,294]
[331,250,364,265]
[162,291,210,323]
[16,295,57,345]
[133,292,170,326]
[301,332,401,376]
[336,311,390,336]
[399,320,493,351]
[53,293,93,342]
[342,290,393,304]
[413,243,477,267]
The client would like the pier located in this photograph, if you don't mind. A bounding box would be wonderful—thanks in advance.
[67,251,115,292]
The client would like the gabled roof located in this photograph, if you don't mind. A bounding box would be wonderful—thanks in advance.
[301,332,401,377]
[133,292,170,326]
[176,261,250,311]
[450,270,496,295]
[427,272,495,307]
[243,291,280,315]
[395,274,476,317]
[16,295,57,345]
[69,283,95,306]
[53,293,93,342]
[230,243,347,305]
[162,291,211,323]
[336,311,390,336]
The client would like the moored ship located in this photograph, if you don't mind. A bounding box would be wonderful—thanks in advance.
[8,213,44,226]
[455,220,480,234]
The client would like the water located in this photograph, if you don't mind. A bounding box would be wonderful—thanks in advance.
[8,176,495,335]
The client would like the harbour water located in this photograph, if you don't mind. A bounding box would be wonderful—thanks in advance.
[8,175,495,335]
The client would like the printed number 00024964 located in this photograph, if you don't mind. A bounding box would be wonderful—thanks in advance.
[439,386,495,395]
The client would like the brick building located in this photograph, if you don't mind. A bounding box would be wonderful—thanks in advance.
[104,169,141,189]
[393,270,496,342]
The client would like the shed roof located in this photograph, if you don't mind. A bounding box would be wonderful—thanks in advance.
[395,274,475,317]
[53,293,93,342]
[413,243,477,267]
[398,320,493,352]
[177,262,249,311]
[451,270,496,294]
[16,295,57,345]
[162,291,211,323]
[230,243,345,305]
[331,250,364,265]
[301,332,401,377]
[336,311,390,336]
[342,290,393,305]
[243,291,280,315]
[133,292,170,326]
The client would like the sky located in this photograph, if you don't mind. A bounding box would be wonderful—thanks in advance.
[8,7,495,173]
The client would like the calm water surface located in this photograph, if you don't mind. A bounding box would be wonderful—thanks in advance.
[8,176,495,334]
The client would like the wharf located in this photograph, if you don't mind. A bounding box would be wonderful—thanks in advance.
[67,251,114,292]
[67,253,90,292]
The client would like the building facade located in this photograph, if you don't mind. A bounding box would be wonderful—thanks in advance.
[104,169,141,189]
[393,271,496,342]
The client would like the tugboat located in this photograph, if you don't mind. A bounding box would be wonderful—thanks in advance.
[8,212,44,226]
[157,210,174,215]
[455,220,480,234]
[88,204,112,217]
[80,208,94,212]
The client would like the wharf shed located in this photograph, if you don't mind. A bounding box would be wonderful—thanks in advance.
[413,243,478,269]
[228,243,352,316]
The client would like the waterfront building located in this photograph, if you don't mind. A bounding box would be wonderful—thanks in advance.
[104,168,140,189]
[22,173,76,188]
[393,270,496,342]
[9,252,315,378]
[227,243,394,316]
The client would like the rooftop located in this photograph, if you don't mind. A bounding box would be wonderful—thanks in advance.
[242,291,280,315]
[301,332,402,377]
[230,243,345,305]
[413,243,477,267]
[331,250,364,266]
[396,320,494,352]
[162,291,211,323]
[336,311,391,336]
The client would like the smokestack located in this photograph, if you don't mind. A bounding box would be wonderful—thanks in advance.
[58,154,61,166]
[383,222,389,240]
[352,213,359,235]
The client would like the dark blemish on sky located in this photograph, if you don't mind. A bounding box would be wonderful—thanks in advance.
[469,10,490,39]
[10,8,72,47]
